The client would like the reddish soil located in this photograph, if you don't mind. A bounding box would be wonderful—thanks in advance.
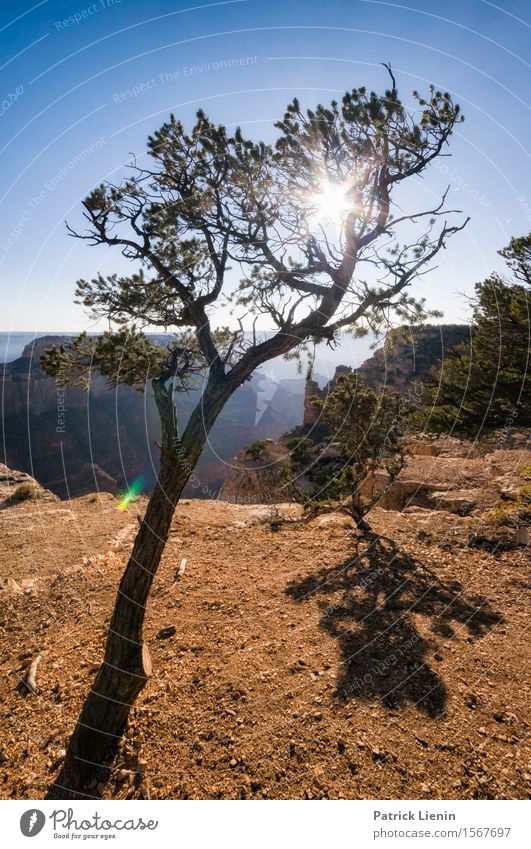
[0,490,529,800]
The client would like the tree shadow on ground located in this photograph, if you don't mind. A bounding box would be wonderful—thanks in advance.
[286,533,504,718]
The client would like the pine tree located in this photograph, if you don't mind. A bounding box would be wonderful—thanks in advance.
[422,234,531,436]
[41,68,467,798]
[291,373,412,526]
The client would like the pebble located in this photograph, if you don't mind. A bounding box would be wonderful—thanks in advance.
[136,758,148,774]
[157,626,177,639]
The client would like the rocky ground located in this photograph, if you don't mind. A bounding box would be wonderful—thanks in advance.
[0,437,529,801]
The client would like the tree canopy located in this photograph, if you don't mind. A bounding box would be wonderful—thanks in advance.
[43,69,467,437]
[422,233,531,436]
[289,373,412,524]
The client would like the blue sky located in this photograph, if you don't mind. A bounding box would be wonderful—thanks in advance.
[0,0,529,332]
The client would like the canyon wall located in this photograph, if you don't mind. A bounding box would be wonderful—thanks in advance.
[1,337,305,498]
[303,324,471,425]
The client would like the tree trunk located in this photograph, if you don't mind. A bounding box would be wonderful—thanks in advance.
[47,375,230,799]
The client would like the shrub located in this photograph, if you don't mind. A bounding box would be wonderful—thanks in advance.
[244,440,267,461]
[294,374,413,526]
[12,482,40,501]
[487,483,531,527]
[285,436,314,465]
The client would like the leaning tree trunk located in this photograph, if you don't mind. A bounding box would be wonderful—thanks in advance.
[47,374,231,799]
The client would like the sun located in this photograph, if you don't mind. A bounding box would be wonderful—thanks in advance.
[309,179,353,224]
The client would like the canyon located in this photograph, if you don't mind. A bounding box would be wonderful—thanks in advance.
[1,325,469,500]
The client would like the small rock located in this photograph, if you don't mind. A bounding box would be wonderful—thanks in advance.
[157,626,176,640]
[174,559,187,580]
[516,527,529,546]
[136,758,148,774]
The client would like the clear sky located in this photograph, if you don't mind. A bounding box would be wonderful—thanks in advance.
[0,0,529,333]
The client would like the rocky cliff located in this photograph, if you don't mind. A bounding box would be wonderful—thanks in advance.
[1,338,306,499]
[1,325,472,500]
[303,324,471,425]
[1,337,159,498]
[356,323,471,394]
[219,325,531,517]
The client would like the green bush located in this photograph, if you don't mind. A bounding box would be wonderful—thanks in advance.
[295,374,413,524]
[285,436,314,465]
[244,440,267,461]
[487,483,531,526]
[422,233,531,435]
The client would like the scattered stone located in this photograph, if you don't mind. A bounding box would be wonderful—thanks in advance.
[174,559,187,581]
[136,758,147,775]
[427,491,478,515]
[157,626,177,640]
[516,527,529,546]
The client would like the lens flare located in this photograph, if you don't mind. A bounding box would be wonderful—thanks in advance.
[116,475,146,512]
[309,179,353,224]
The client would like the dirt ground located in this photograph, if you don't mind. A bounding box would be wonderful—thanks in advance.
[0,489,529,800]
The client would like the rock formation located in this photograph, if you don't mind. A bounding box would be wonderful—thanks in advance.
[356,323,471,394]
[303,324,471,425]
[218,440,292,504]
[0,464,58,505]
[220,327,530,521]
[1,338,306,499]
